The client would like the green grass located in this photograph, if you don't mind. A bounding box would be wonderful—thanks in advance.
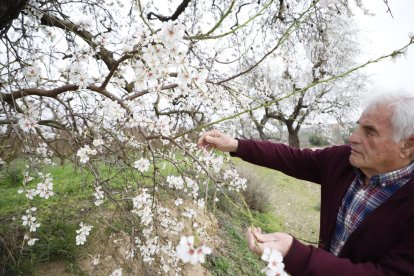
[232,157,321,245]
[0,161,95,275]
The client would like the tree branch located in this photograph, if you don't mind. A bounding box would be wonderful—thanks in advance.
[40,13,116,70]
[147,0,192,22]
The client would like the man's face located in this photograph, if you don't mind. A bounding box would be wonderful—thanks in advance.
[348,104,404,178]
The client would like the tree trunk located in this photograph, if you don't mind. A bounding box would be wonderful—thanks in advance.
[288,131,300,148]
[286,123,300,148]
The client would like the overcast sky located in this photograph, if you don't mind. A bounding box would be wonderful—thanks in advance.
[354,0,414,93]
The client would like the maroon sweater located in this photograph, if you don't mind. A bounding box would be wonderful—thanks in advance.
[232,139,414,275]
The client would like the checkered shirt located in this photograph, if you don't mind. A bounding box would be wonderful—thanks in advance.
[330,162,414,256]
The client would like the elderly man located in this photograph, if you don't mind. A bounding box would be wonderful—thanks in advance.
[197,91,414,275]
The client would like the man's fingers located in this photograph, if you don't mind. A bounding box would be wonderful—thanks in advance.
[246,228,264,255]
[252,228,279,243]
[197,130,222,149]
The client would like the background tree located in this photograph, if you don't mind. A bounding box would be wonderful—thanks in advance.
[239,7,366,147]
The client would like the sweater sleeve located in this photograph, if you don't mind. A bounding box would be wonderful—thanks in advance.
[231,139,328,184]
[284,233,414,276]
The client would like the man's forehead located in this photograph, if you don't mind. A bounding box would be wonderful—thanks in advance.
[360,105,393,128]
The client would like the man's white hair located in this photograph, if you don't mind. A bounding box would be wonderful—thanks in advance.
[365,90,414,142]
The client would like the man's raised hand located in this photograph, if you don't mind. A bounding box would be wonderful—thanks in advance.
[197,130,238,152]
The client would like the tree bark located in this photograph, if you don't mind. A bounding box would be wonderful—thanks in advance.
[286,122,300,148]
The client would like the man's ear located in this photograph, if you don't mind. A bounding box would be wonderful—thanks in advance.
[400,136,414,159]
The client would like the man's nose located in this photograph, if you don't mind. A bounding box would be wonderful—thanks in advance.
[348,130,359,144]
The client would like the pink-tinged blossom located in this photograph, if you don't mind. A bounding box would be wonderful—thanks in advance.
[160,21,185,43]
[24,62,41,82]
[176,236,212,265]
[17,115,38,133]
[261,248,287,276]
[36,182,54,199]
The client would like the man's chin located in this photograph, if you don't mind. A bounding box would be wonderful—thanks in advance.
[349,155,360,167]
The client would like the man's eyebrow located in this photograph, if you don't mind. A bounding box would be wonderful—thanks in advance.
[362,124,379,134]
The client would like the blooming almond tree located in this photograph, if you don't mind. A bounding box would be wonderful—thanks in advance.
[0,0,413,274]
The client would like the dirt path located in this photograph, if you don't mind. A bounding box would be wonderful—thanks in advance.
[234,158,321,244]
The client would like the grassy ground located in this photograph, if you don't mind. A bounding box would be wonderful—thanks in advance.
[233,157,321,245]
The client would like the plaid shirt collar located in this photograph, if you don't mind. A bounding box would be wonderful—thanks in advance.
[355,161,414,187]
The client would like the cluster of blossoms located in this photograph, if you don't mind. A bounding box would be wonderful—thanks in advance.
[76,144,98,163]
[197,149,225,173]
[175,236,212,265]
[35,172,54,199]
[18,172,54,200]
[75,222,93,245]
[99,99,126,128]
[166,175,185,190]
[133,158,150,173]
[35,143,54,165]
[22,207,41,233]
[222,169,248,192]
[22,207,40,246]
[93,186,105,206]
[131,189,154,226]
[132,189,206,273]
[261,248,288,276]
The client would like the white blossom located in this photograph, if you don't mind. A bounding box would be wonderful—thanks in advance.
[76,222,93,245]
[134,158,150,172]
[77,145,97,164]
[174,198,184,206]
[166,175,184,190]
[27,238,39,246]
[109,268,123,276]
[94,186,105,206]
[92,138,104,147]
[91,255,100,266]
